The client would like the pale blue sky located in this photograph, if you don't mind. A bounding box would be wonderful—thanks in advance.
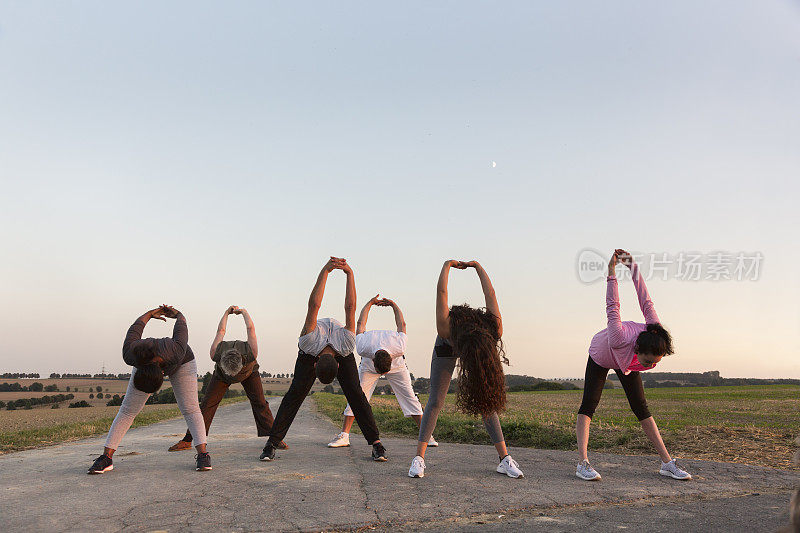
[1,1,798,379]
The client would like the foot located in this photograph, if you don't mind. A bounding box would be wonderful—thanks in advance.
[275,440,289,450]
[372,442,388,462]
[660,458,692,480]
[168,440,192,452]
[87,454,113,475]
[427,435,439,447]
[327,432,351,448]
[576,459,601,480]
[260,441,276,462]
[195,452,212,471]
[496,455,524,478]
[408,455,426,478]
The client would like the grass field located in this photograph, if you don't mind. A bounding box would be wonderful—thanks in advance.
[312,385,800,469]
[0,396,248,453]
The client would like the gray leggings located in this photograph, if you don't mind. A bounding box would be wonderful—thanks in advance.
[417,345,505,445]
[104,359,206,450]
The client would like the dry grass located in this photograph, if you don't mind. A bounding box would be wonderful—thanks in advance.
[314,385,799,469]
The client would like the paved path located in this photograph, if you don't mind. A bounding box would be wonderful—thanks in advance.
[1,398,797,532]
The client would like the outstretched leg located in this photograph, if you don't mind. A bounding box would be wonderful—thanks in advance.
[267,352,317,445]
[416,349,457,458]
[337,353,380,444]
[576,357,609,463]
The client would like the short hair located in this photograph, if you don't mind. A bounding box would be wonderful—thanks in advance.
[219,349,244,378]
[133,363,164,393]
[373,350,392,374]
[131,339,157,365]
[635,323,674,357]
[315,353,338,384]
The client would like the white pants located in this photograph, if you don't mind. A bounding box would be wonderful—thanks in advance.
[104,359,207,450]
[343,363,423,417]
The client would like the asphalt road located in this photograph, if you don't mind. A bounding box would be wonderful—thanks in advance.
[0,397,796,532]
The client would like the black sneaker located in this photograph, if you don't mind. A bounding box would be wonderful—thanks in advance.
[195,452,212,471]
[372,442,388,462]
[87,454,113,475]
[260,441,276,462]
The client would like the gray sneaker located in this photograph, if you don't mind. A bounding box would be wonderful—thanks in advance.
[576,460,601,480]
[660,458,692,480]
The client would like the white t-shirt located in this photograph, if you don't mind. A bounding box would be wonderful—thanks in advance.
[356,330,407,374]
[298,318,356,356]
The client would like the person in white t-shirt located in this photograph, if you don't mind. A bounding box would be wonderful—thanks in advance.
[327,295,438,448]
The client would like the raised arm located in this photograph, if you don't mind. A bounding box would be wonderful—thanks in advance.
[377,297,407,334]
[239,308,258,358]
[302,258,338,336]
[436,260,457,339]
[122,307,166,366]
[605,252,627,349]
[159,305,187,351]
[357,294,380,335]
[466,261,502,337]
[342,260,357,333]
[616,249,660,325]
[210,306,234,359]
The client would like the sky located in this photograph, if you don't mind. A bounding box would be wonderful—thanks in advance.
[1,1,798,379]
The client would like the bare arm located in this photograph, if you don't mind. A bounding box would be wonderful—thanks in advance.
[436,260,458,339]
[357,294,380,335]
[467,261,503,337]
[377,297,407,334]
[303,257,350,335]
[239,308,258,358]
[210,306,234,359]
[616,249,660,325]
[343,261,357,333]
[606,252,627,349]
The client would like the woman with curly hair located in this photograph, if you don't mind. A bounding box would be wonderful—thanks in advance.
[575,249,691,482]
[408,260,523,479]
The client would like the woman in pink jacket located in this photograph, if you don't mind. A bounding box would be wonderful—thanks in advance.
[576,249,691,482]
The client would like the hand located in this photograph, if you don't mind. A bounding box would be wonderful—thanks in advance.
[615,249,633,268]
[608,252,619,276]
[461,260,479,269]
[227,305,239,315]
[451,260,469,270]
[368,294,381,305]
[324,256,347,272]
[148,307,167,322]
[376,298,396,307]
[159,305,181,319]
[444,259,460,268]
[234,307,245,315]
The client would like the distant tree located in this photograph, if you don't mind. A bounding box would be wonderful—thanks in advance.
[97,392,103,399]
[603,381,614,389]
[409,373,415,382]
[322,384,334,394]
[44,384,58,392]
[68,400,91,408]
[29,382,44,392]
[51,403,60,409]
[66,386,71,392]
[7,402,16,410]
[0,401,4,408]
[89,393,94,399]
[412,377,430,394]
[50,373,60,379]
[95,386,102,393]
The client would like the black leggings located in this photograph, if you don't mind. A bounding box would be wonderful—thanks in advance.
[578,356,651,421]
[268,351,380,445]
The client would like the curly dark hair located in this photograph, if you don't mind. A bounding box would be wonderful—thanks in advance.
[634,323,674,357]
[449,304,509,417]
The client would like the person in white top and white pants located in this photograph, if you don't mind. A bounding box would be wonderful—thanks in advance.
[328,294,438,448]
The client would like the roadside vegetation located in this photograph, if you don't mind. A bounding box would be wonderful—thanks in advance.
[313,385,800,469]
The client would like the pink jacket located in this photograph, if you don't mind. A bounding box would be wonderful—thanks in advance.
[588,262,660,374]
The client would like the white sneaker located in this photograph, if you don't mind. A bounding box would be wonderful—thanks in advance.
[427,436,439,447]
[496,455,524,478]
[660,458,692,480]
[327,432,350,448]
[408,455,426,478]
[576,460,601,480]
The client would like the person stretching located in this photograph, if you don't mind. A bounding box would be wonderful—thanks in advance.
[575,249,691,482]
[408,260,523,479]
[88,305,211,474]
[260,257,387,462]
[327,295,438,448]
[168,306,287,452]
